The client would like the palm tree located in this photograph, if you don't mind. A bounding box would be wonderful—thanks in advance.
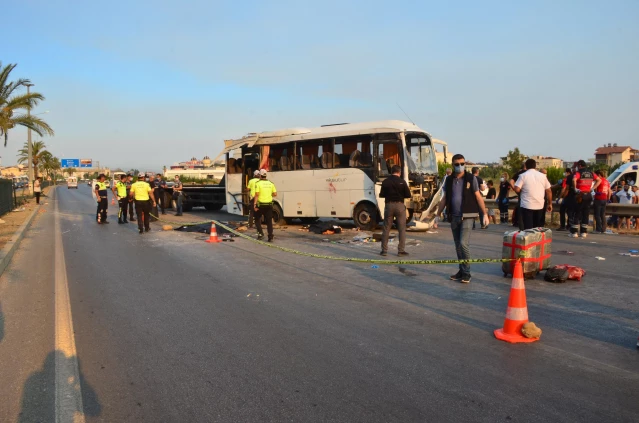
[64,167,77,177]
[39,151,61,181]
[0,62,54,146]
[17,140,49,178]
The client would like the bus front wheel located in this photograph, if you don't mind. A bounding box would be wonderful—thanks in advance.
[271,203,288,226]
[354,203,378,231]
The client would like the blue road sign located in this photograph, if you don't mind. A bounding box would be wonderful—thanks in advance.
[61,158,80,168]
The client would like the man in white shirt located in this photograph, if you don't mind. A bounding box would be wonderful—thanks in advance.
[513,159,552,229]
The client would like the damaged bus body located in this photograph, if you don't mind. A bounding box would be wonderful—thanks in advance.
[216,120,447,230]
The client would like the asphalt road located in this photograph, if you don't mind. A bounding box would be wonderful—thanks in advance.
[1,185,638,422]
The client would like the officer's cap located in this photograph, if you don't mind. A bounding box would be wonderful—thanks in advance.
[138,173,145,178]
[260,169,267,176]
[254,170,260,176]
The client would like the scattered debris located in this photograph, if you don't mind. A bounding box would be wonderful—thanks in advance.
[595,256,606,261]
[13,207,25,212]
[371,265,379,269]
[557,250,574,255]
[236,226,248,232]
[309,221,343,235]
[162,225,173,231]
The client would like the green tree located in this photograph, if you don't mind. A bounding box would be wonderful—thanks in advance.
[501,148,526,177]
[479,166,505,182]
[0,62,54,146]
[17,140,49,178]
[545,166,564,184]
[64,167,77,176]
[437,161,451,179]
[39,151,61,181]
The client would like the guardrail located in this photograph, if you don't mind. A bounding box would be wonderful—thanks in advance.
[484,199,639,216]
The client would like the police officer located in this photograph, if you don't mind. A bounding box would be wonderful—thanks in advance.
[253,169,277,242]
[126,174,136,222]
[129,173,157,234]
[112,174,129,224]
[247,170,260,228]
[153,173,167,215]
[94,174,109,224]
[173,175,184,216]
[569,159,594,238]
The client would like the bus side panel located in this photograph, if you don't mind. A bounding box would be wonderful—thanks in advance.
[226,173,244,216]
[282,190,316,218]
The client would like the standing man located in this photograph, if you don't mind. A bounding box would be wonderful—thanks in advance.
[126,174,136,222]
[129,173,156,234]
[592,169,610,234]
[472,167,488,229]
[513,159,552,230]
[556,168,573,231]
[112,174,129,224]
[94,174,109,224]
[379,165,411,257]
[432,154,488,284]
[570,160,595,238]
[614,184,636,231]
[509,164,526,229]
[153,173,167,215]
[247,170,260,228]
[34,177,42,204]
[496,172,511,224]
[173,175,184,216]
[253,169,277,242]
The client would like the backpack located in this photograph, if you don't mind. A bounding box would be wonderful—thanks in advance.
[544,266,570,283]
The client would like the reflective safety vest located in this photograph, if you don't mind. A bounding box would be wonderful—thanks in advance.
[255,179,276,204]
[95,181,108,197]
[575,168,594,193]
[115,181,127,198]
[131,181,152,201]
[247,177,260,198]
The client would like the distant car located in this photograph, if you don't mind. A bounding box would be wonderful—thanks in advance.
[67,177,78,189]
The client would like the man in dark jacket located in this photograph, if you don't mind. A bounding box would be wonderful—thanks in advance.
[431,154,487,283]
[379,165,411,256]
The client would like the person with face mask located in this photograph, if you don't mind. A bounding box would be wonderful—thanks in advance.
[431,154,488,284]
[496,172,510,224]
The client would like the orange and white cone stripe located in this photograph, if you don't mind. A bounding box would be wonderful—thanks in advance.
[205,222,222,243]
[494,260,539,343]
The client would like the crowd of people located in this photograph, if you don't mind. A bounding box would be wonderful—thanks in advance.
[93,173,184,234]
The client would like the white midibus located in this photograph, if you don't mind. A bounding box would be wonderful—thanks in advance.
[216,120,447,230]
[111,171,126,188]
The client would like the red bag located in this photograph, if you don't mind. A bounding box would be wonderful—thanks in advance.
[554,264,586,281]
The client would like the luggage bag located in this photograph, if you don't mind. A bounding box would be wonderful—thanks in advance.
[502,228,552,279]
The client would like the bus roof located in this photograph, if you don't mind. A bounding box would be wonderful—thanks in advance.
[217,120,437,158]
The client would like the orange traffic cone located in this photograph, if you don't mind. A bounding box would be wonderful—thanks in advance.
[494,260,539,343]
[205,221,222,243]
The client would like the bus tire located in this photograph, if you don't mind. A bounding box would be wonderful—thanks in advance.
[271,203,287,226]
[204,203,223,211]
[353,202,378,230]
[300,217,319,224]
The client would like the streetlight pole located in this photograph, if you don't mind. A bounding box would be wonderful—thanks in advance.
[25,83,34,192]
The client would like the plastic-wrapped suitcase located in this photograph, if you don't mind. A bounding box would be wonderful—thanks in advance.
[502,228,552,279]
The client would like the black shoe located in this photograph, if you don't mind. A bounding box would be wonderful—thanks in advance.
[268,238,273,243]
[123,220,129,223]
[398,251,409,257]
[130,218,136,222]
[257,234,264,240]
[461,275,472,284]
[556,227,566,231]
[145,228,150,232]
[175,213,183,216]
[450,271,463,281]
[380,251,388,256]
[118,220,124,224]
[139,230,143,234]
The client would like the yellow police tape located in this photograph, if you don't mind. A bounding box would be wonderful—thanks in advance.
[149,213,516,266]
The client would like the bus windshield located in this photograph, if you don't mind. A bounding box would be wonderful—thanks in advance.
[406,135,437,174]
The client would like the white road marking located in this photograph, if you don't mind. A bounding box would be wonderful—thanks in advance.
[54,188,86,423]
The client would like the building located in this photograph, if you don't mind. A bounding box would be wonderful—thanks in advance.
[529,155,564,169]
[595,144,639,167]
[0,165,26,178]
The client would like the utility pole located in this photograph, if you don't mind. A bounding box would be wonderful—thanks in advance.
[25,83,34,193]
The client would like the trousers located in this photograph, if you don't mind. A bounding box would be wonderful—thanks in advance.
[154,189,165,212]
[519,207,545,230]
[381,202,407,253]
[96,197,108,223]
[135,200,151,231]
[593,199,607,233]
[254,204,273,239]
[451,216,474,276]
[569,193,592,235]
[118,198,128,222]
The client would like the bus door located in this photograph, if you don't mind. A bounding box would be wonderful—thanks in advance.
[240,150,260,216]
[373,135,402,212]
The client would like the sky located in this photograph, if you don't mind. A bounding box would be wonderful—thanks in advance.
[2,0,638,171]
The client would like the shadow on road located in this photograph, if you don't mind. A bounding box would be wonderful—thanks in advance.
[0,302,4,343]
[19,350,101,422]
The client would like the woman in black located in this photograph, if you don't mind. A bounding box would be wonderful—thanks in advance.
[496,172,510,224]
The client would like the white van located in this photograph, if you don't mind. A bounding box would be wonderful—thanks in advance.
[67,177,78,189]
[607,162,638,187]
